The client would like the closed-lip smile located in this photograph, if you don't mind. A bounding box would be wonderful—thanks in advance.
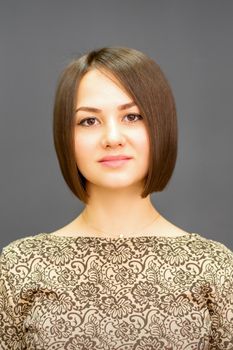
[99,155,132,162]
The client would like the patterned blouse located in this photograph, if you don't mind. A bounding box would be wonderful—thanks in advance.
[0,232,233,350]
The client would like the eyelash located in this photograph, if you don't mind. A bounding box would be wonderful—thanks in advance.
[77,113,143,127]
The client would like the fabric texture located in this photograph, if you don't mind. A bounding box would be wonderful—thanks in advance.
[0,232,233,350]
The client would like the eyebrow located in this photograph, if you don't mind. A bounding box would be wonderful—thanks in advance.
[75,101,136,113]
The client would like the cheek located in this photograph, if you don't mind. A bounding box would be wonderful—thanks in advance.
[74,134,96,167]
[134,128,150,155]
[74,127,150,166]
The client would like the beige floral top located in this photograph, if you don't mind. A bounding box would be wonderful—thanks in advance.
[0,232,233,350]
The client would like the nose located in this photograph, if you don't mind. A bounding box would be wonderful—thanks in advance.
[101,119,125,146]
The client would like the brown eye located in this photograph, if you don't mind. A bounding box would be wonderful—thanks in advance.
[124,114,143,122]
[77,114,143,127]
[78,117,97,127]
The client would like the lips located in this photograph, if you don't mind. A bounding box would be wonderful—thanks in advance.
[99,158,132,168]
[99,155,132,162]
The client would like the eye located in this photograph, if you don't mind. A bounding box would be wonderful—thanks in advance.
[77,114,143,127]
[124,113,143,122]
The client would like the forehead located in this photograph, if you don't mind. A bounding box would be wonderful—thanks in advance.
[76,69,131,103]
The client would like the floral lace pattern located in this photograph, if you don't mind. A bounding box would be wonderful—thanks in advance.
[0,232,233,349]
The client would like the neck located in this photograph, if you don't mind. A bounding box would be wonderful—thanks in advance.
[78,187,160,237]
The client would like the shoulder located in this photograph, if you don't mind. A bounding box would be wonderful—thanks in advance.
[187,232,233,270]
[1,232,49,252]
[0,233,51,270]
[193,233,233,255]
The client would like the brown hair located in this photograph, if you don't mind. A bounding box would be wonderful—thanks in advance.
[53,46,178,204]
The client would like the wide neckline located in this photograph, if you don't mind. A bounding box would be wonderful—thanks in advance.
[38,232,200,241]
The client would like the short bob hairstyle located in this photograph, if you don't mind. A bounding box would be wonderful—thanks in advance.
[53,46,178,204]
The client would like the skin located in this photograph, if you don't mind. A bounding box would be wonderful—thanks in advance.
[52,68,189,238]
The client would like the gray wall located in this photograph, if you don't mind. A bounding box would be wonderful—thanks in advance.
[0,0,232,251]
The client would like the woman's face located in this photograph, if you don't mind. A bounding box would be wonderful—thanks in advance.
[74,68,150,191]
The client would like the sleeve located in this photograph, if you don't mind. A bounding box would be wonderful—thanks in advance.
[208,243,233,349]
[0,247,26,350]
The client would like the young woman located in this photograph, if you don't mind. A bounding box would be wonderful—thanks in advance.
[0,46,232,349]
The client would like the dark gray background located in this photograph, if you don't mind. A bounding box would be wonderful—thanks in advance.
[0,0,232,251]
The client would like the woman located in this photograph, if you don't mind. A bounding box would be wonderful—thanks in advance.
[0,46,232,349]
